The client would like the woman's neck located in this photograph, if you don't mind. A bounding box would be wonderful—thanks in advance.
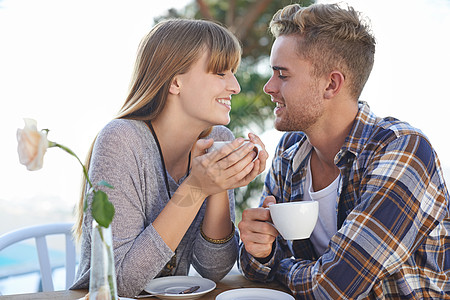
[150,116,203,182]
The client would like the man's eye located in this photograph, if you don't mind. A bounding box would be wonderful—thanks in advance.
[276,69,286,79]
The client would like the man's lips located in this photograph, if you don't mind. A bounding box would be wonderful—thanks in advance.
[275,101,285,108]
[271,97,285,108]
[273,100,286,115]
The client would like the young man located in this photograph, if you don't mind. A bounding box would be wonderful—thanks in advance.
[238,3,450,299]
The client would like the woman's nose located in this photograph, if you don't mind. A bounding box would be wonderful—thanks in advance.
[228,74,241,95]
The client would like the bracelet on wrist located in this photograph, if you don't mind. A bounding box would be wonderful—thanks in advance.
[200,222,235,244]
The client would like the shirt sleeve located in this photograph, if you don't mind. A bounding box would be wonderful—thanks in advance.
[73,120,175,297]
[190,126,240,281]
[191,188,240,281]
[276,133,449,299]
[239,133,296,282]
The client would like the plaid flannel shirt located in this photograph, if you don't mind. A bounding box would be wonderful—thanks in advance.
[239,102,450,299]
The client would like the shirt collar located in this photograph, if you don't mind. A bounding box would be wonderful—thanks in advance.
[292,138,312,171]
[279,101,380,169]
[278,134,312,172]
[335,101,381,164]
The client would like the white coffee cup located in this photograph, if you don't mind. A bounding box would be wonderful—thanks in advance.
[269,201,319,240]
[208,139,262,161]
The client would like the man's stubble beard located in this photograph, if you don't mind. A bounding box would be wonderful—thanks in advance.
[274,82,324,133]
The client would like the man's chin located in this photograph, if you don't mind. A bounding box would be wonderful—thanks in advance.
[274,121,290,132]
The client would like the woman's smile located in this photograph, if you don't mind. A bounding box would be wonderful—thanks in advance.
[216,97,232,110]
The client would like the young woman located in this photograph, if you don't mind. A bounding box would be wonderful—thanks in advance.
[70,19,268,297]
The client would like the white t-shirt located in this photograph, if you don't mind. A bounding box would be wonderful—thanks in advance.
[304,157,340,256]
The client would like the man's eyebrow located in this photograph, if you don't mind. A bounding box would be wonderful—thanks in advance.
[272,66,289,71]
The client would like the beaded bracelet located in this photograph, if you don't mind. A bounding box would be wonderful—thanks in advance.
[200,222,236,244]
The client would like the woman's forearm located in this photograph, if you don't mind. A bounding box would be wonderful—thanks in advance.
[202,191,233,239]
[152,176,208,251]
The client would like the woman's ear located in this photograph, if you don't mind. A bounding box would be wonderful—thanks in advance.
[169,76,181,95]
[324,71,345,99]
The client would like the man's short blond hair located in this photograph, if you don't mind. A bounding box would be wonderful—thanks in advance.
[270,3,376,99]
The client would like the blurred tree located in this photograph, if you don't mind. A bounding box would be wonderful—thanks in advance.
[156,0,314,220]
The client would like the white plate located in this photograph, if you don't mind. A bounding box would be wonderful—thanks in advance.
[144,276,216,300]
[77,297,136,300]
[215,288,294,300]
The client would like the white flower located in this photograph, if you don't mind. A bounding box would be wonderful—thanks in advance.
[16,118,49,171]
[16,119,117,299]
[16,118,115,228]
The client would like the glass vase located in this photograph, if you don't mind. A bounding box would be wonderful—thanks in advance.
[89,221,118,300]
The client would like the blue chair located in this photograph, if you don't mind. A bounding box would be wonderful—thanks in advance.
[0,222,76,292]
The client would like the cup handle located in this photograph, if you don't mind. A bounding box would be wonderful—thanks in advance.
[252,144,262,162]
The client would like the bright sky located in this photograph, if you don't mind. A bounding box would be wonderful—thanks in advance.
[0,0,192,231]
[0,0,449,231]
[265,0,450,180]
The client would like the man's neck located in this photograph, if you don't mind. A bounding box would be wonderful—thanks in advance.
[306,100,358,190]
[307,99,358,163]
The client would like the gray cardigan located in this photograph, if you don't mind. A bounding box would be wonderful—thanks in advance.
[70,119,239,297]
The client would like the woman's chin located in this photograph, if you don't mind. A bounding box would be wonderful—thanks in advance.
[210,115,230,126]
[217,117,231,126]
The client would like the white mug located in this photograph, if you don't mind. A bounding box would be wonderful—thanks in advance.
[208,139,262,161]
[269,201,319,240]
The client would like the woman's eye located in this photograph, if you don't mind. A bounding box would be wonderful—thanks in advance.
[217,73,226,77]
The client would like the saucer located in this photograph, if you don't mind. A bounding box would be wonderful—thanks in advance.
[144,276,216,299]
[215,288,294,300]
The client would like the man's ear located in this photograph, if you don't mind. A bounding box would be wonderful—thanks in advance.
[169,76,181,95]
[324,71,345,99]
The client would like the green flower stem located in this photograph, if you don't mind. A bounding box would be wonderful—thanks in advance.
[45,134,116,298]
[49,141,94,189]
[48,141,116,229]
[97,225,117,300]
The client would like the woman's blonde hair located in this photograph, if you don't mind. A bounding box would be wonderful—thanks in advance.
[270,3,376,99]
[73,19,241,241]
